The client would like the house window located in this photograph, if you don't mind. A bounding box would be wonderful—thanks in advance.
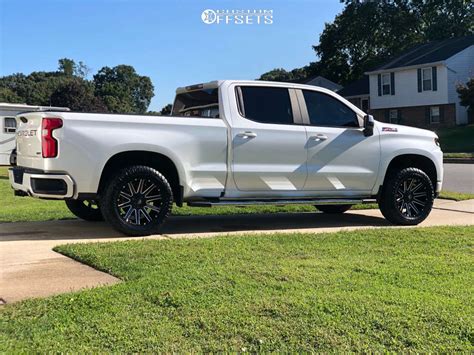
[361,98,369,113]
[422,67,432,91]
[382,73,391,95]
[4,117,16,133]
[389,109,398,123]
[430,106,440,124]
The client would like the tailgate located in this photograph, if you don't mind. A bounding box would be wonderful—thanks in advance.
[15,112,64,169]
[16,112,43,163]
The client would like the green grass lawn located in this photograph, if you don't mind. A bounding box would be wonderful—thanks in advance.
[1,167,473,223]
[436,124,474,153]
[1,226,473,352]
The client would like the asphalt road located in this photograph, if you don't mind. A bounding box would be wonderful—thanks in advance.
[443,163,474,194]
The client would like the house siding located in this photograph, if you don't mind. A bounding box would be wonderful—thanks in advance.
[371,103,456,129]
[369,65,449,110]
[446,45,474,125]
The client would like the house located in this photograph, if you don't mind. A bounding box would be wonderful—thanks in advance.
[337,76,369,112]
[0,103,69,165]
[340,35,474,128]
[293,75,342,92]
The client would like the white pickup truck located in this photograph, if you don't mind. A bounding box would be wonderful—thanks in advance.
[9,80,443,235]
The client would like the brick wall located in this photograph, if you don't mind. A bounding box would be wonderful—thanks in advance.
[370,103,456,128]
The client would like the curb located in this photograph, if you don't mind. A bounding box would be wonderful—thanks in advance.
[444,158,474,164]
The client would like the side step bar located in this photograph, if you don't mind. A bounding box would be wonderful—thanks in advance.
[188,198,376,207]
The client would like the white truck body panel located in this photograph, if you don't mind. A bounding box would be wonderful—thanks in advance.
[10,80,443,204]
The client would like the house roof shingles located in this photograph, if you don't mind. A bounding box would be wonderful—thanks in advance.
[369,35,474,72]
[338,76,369,97]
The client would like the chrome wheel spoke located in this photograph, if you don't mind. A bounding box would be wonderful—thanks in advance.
[140,209,152,223]
[142,183,155,196]
[146,204,161,213]
[409,202,420,215]
[124,206,134,221]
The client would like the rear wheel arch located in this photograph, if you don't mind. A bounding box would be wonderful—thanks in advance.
[98,151,183,206]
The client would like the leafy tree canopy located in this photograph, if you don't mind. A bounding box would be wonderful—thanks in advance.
[93,65,154,114]
[0,59,154,114]
[160,103,172,115]
[50,77,108,112]
[457,78,474,112]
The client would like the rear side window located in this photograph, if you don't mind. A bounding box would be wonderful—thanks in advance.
[303,90,358,127]
[238,86,293,125]
[172,88,219,118]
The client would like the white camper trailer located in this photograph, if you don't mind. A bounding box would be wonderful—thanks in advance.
[0,103,69,165]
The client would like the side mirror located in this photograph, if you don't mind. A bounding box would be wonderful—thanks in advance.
[363,114,375,137]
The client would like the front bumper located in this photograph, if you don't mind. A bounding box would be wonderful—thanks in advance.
[9,167,75,199]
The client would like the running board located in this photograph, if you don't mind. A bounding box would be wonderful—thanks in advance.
[188,198,375,207]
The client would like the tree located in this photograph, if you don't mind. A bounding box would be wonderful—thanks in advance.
[58,58,76,76]
[58,58,91,78]
[0,87,23,103]
[93,65,154,114]
[50,78,108,112]
[457,78,474,113]
[160,103,172,115]
[259,68,294,82]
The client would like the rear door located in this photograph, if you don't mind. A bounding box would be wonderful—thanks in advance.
[298,89,380,193]
[230,85,308,192]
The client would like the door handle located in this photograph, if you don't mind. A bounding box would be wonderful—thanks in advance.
[309,134,328,141]
[237,131,257,139]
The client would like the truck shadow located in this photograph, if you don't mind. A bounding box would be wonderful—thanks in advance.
[0,211,390,242]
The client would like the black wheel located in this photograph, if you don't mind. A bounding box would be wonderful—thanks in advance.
[315,204,352,214]
[379,167,434,225]
[65,199,104,221]
[101,165,173,236]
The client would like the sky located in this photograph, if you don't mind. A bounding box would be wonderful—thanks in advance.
[0,0,344,111]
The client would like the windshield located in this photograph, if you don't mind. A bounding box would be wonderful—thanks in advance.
[172,88,219,118]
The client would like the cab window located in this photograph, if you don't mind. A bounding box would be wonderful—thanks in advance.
[303,90,358,127]
[237,86,294,125]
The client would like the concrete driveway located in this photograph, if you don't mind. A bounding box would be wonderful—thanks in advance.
[1,199,473,304]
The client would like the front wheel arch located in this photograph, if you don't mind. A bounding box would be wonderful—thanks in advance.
[382,154,438,193]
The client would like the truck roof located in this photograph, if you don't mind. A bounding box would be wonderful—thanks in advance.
[175,80,344,97]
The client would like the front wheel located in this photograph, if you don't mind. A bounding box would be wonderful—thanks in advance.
[65,199,104,221]
[379,167,434,225]
[101,165,173,236]
[315,205,352,214]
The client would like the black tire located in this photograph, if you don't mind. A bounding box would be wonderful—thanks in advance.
[379,167,434,225]
[315,204,352,214]
[65,199,104,221]
[101,165,173,236]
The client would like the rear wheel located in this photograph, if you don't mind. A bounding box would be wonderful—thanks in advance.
[101,165,173,236]
[379,167,434,225]
[315,204,352,214]
[65,199,103,221]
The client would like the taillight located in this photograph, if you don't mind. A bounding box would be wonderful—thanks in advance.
[42,118,63,158]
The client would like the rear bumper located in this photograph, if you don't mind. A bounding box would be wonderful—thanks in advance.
[9,167,74,199]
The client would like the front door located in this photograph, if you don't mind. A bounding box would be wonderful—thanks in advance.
[231,86,307,192]
[298,89,380,193]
